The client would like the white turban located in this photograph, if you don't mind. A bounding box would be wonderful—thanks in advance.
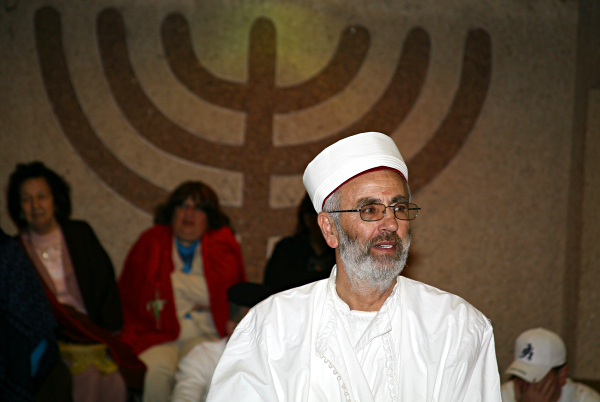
[303,132,408,213]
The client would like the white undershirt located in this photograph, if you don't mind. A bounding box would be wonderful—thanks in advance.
[332,288,377,348]
[171,239,219,342]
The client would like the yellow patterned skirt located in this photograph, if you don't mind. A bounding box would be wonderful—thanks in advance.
[58,342,118,376]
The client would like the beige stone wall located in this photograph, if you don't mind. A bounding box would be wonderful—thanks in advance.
[1,0,597,379]
[577,90,600,378]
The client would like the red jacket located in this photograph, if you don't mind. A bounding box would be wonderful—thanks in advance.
[118,224,246,355]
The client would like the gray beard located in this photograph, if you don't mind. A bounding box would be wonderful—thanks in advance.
[337,226,411,295]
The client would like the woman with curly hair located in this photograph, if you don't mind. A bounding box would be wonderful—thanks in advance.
[6,161,138,402]
[118,181,246,402]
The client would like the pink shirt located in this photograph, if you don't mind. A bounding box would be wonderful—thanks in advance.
[29,228,87,314]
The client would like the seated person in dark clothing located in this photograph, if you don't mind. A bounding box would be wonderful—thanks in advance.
[263,193,336,292]
[7,162,144,402]
[0,226,72,402]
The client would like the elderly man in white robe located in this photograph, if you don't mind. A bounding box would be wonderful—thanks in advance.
[207,132,502,402]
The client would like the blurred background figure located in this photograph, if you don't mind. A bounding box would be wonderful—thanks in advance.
[0,226,72,402]
[7,162,131,402]
[118,181,246,402]
[501,328,600,402]
[262,193,335,292]
[171,282,274,402]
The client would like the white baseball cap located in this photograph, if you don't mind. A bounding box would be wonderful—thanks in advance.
[303,132,408,213]
[505,328,567,383]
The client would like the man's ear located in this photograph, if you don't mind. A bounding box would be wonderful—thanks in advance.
[318,212,339,249]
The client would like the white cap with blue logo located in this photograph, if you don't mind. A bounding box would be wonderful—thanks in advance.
[505,328,567,383]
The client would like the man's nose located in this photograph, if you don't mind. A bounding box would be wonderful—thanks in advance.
[379,206,399,231]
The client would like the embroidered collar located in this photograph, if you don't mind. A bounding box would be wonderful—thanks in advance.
[315,266,401,402]
[317,266,401,352]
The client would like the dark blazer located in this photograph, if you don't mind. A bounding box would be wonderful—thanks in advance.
[0,228,61,399]
[60,220,122,332]
[15,220,143,389]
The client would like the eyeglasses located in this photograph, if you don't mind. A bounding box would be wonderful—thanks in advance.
[327,202,420,221]
[176,201,204,211]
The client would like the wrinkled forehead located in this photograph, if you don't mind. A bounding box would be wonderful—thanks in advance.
[328,167,410,207]
[337,169,409,204]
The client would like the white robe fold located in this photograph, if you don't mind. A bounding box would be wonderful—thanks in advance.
[207,266,501,402]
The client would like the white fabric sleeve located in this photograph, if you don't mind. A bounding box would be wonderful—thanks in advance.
[172,342,223,402]
[460,321,502,402]
[577,382,600,402]
[206,309,281,402]
[500,380,516,402]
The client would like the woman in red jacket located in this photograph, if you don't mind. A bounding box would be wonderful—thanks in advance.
[118,181,246,402]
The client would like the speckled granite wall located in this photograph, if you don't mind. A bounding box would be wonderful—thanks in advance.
[0,0,597,379]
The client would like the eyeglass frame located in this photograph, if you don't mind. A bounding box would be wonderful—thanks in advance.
[326,202,420,221]
[175,200,206,212]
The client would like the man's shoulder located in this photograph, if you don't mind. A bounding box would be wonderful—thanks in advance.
[568,378,600,401]
[398,276,484,311]
[240,279,327,331]
[398,276,492,331]
[256,279,327,312]
[499,379,600,402]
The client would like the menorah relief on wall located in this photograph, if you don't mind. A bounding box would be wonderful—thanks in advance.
[34,6,492,280]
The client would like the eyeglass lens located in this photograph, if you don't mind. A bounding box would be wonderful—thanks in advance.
[177,201,204,211]
[359,203,418,221]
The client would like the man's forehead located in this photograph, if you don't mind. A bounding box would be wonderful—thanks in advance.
[338,169,408,204]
